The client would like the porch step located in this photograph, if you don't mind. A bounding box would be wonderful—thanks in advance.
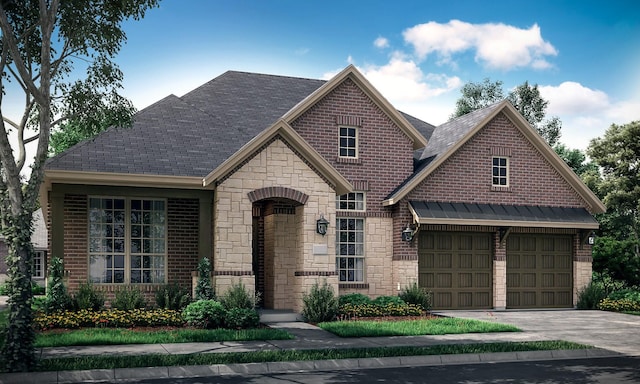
[259,309,303,323]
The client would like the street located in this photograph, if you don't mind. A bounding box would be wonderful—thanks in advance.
[127,356,640,384]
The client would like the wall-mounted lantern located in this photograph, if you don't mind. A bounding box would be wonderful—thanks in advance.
[401,224,416,242]
[316,214,329,236]
[587,231,596,245]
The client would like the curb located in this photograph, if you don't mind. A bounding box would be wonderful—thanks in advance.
[0,349,621,384]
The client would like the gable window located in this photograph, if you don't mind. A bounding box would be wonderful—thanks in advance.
[339,126,358,158]
[336,218,364,282]
[492,157,509,186]
[336,192,365,211]
[89,197,166,284]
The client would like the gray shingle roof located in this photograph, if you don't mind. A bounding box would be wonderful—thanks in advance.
[46,71,326,177]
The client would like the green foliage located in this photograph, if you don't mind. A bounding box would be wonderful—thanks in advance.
[451,78,504,118]
[73,282,105,311]
[598,298,640,313]
[44,257,73,313]
[607,289,640,302]
[338,303,424,319]
[338,293,372,306]
[194,257,215,301]
[182,300,226,329]
[34,309,183,330]
[576,281,607,310]
[111,287,147,310]
[301,280,338,323]
[553,144,598,178]
[451,78,561,146]
[220,280,258,310]
[592,237,640,286]
[224,308,260,329]
[372,295,406,307]
[0,281,44,296]
[155,283,191,311]
[399,282,433,311]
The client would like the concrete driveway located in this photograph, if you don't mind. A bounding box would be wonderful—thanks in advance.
[436,309,640,356]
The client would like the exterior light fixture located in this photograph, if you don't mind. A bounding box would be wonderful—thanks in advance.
[402,224,415,242]
[316,214,329,236]
[588,231,596,245]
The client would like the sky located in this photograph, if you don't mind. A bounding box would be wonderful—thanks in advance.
[7,0,640,169]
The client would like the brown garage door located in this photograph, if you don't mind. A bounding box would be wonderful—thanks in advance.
[506,234,573,308]
[418,232,492,309]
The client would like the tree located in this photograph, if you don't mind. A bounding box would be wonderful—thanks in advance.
[587,121,640,256]
[553,144,598,178]
[451,79,562,147]
[507,81,561,147]
[0,0,158,371]
[450,78,504,118]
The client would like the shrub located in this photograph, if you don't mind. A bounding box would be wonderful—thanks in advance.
[73,282,105,311]
[372,295,405,307]
[194,257,215,301]
[34,308,183,330]
[155,283,191,310]
[220,280,258,310]
[399,282,432,311]
[338,303,423,319]
[607,288,640,303]
[182,300,226,329]
[224,307,260,329]
[577,281,607,310]
[44,257,73,313]
[598,298,640,313]
[111,287,147,310]
[338,293,371,306]
[302,280,338,323]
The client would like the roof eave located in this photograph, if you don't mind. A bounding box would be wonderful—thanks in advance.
[415,217,599,229]
[202,119,353,195]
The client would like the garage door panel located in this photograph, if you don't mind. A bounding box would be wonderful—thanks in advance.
[419,232,492,310]
[507,234,573,309]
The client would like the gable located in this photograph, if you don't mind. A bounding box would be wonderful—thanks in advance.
[406,112,591,209]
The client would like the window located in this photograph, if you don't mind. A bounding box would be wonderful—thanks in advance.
[492,157,509,186]
[336,192,365,211]
[339,126,358,158]
[32,251,45,278]
[336,218,364,282]
[89,197,166,284]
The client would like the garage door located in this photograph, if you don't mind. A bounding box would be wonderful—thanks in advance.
[506,234,573,308]
[418,232,492,309]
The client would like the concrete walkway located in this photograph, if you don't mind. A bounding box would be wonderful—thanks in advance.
[0,310,639,383]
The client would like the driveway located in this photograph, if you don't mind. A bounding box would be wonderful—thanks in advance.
[436,309,640,356]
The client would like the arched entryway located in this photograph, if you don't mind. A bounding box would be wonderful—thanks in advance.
[248,187,308,309]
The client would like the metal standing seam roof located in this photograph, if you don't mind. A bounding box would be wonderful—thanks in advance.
[409,201,599,229]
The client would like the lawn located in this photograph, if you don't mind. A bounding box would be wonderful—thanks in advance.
[318,317,520,337]
[37,340,590,372]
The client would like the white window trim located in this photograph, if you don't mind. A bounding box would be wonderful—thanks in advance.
[338,125,359,159]
[492,156,509,187]
[336,192,366,212]
[88,196,168,285]
[335,217,365,283]
[32,250,46,279]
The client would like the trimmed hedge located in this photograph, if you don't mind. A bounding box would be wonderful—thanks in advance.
[34,309,183,330]
[338,303,423,319]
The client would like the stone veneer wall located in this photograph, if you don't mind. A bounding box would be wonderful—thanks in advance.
[214,138,337,311]
[574,234,594,306]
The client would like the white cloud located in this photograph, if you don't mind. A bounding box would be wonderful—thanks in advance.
[374,36,389,49]
[540,82,609,116]
[403,20,557,70]
[295,47,310,56]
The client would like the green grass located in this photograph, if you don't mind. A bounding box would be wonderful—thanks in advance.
[35,327,293,347]
[623,311,640,316]
[318,318,520,337]
[35,340,590,372]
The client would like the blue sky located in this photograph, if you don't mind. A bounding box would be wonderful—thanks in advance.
[11,0,638,160]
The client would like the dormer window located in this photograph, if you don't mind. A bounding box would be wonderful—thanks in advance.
[492,157,509,186]
[339,126,358,158]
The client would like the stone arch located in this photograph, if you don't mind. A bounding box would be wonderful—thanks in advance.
[247,186,309,205]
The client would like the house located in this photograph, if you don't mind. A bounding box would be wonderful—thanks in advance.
[0,208,48,287]
[41,65,604,311]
